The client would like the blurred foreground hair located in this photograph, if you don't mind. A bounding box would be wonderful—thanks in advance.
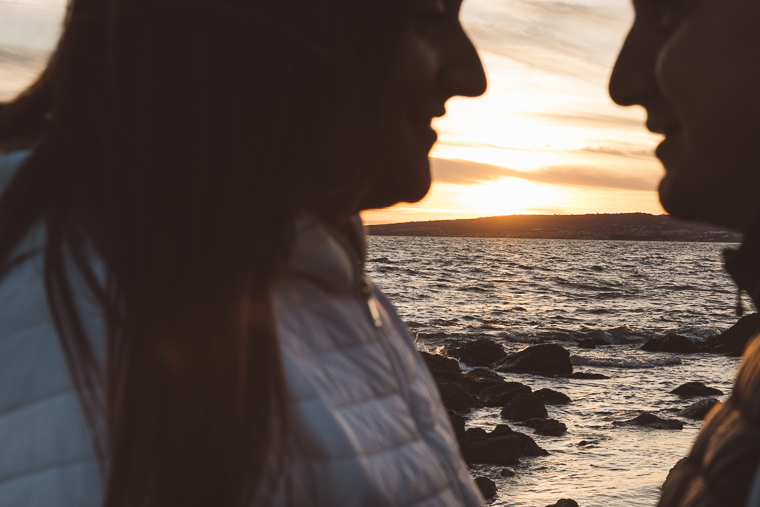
[0,0,406,505]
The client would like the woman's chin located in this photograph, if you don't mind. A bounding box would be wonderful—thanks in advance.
[359,172,431,211]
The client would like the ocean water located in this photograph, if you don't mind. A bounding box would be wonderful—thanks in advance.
[366,236,747,507]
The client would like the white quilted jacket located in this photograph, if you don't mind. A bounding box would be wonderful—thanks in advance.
[0,151,484,507]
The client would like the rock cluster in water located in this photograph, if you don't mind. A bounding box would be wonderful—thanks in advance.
[679,398,720,420]
[639,313,760,356]
[420,334,732,504]
[671,382,723,398]
[613,413,684,430]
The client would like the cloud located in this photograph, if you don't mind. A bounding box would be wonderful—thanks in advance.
[581,146,655,159]
[0,45,49,100]
[524,111,644,129]
[0,46,48,68]
[431,157,657,191]
[461,0,631,80]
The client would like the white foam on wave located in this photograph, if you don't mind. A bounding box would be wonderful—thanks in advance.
[571,355,682,368]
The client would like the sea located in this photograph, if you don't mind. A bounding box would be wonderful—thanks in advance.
[365,236,749,507]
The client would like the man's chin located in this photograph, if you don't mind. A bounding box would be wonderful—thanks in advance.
[658,175,748,232]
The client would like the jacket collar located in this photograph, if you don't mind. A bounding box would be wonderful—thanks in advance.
[286,214,366,295]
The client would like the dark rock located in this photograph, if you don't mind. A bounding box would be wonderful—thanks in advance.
[534,388,571,405]
[640,334,707,354]
[474,477,497,500]
[523,418,567,436]
[577,440,597,447]
[481,382,532,407]
[501,393,548,421]
[671,382,723,398]
[459,424,548,465]
[447,410,465,441]
[493,344,573,376]
[420,351,461,373]
[577,339,596,349]
[640,338,662,352]
[461,433,546,465]
[443,339,508,367]
[569,372,610,379]
[711,313,760,355]
[490,424,515,437]
[431,370,503,395]
[614,413,683,430]
[438,382,473,412]
[500,468,515,477]
[546,500,579,507]
[679,398,720,420]
[466,368,504,381]
[465,427,489,440]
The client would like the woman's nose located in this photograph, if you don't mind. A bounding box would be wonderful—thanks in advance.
[609,19,661,107]
[441,25,488,98]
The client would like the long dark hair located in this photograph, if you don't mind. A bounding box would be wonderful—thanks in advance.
[0,0,407,505]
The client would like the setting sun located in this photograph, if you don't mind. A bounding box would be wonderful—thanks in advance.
[458,177,563,216]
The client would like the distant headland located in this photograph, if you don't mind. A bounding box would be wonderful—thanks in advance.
[367,213,743,243]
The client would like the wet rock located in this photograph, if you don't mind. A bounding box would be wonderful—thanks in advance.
[607,325,644,344]
[443,339,508,367]
[534,388,571,405]
[577,339,596,349]
[493,344,573,376]
[465,427,489,440]
[501,393,548,421]
[614,413,683,430]
[640,334,708,354]
[490,424,515,437]
[466,368,504,381]
[546,500,579,507]
[438,383,473,413]
[447,410,466,441]
[474,477,497,500]
[431,370,503,395]
[523,417,567,436]
[500,468,515,477]
[460,425,548,465]
[671,381,723,398]
[679,398,720,420]
[481,382,532,407]
[587,329,614,344]
[420,351,460,373]
[711,313,760,355]
[569,371,610,379]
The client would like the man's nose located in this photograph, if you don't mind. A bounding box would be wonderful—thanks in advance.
[441,25,488,99]
[609,20,660,107]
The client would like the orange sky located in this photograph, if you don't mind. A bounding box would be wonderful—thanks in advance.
[0,0,663,225]
[363,0,665,224]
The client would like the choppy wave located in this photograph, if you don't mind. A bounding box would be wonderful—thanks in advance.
[571,355,683,368]
[367,237,741,507]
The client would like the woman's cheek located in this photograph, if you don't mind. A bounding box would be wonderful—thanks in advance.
[391,31,440,102]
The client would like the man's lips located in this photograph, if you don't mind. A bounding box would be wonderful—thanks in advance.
[646,121,680,137]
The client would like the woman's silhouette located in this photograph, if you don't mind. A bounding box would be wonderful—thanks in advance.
[0,0,486,505]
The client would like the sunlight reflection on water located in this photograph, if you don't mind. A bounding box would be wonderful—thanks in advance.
[367,237,743,507]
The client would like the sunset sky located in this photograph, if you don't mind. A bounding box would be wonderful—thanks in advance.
[0,0,665,224]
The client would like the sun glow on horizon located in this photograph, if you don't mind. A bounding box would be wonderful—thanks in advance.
[458,177,564,216]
